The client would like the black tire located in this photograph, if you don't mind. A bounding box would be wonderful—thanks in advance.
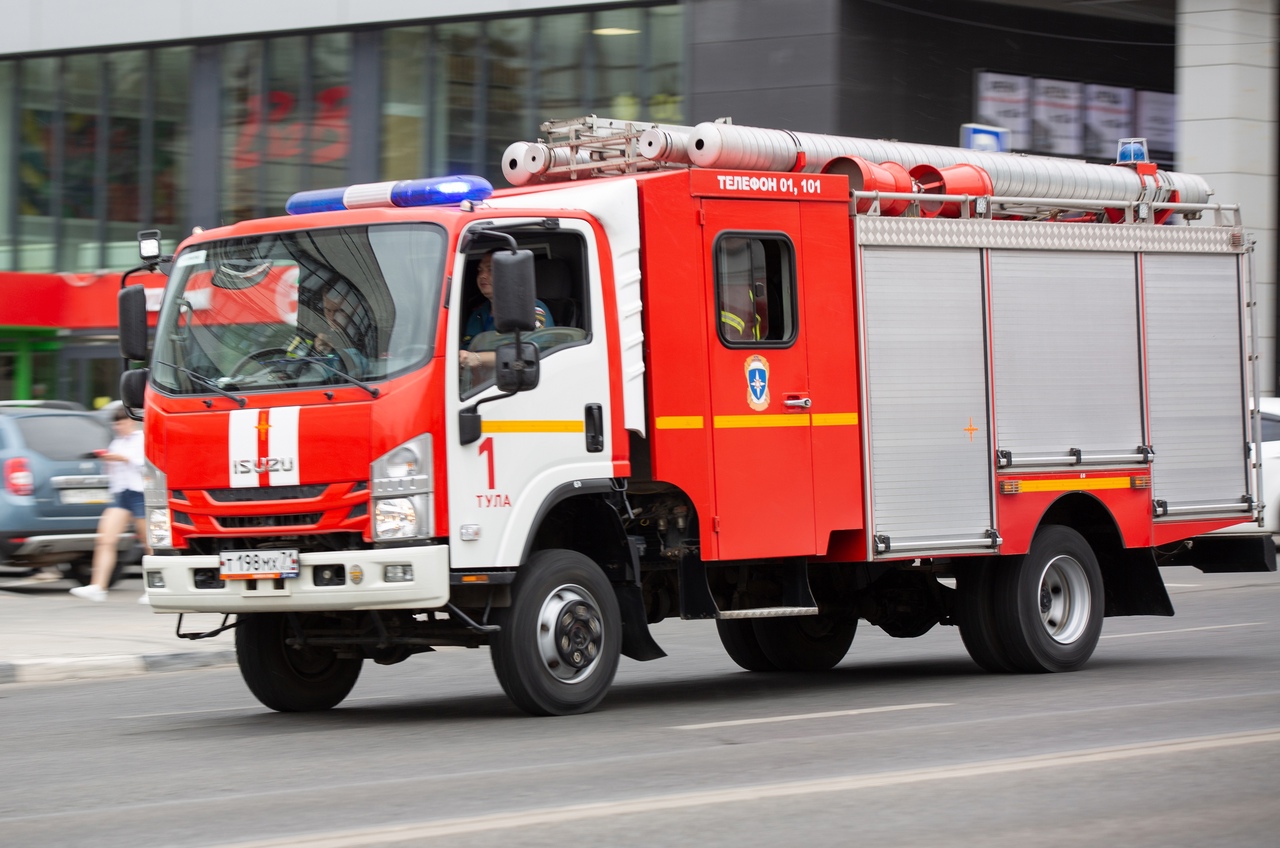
[993,526,1104,673]
[66,555,125,588]
[955,558,1015,673]
[715,619,778,672]
[752,614,856,672]
[490,549,622,716]
[236,613,362,712]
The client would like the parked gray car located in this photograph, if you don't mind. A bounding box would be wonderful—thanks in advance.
[0,402,136,585]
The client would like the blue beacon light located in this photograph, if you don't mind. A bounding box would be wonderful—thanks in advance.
[285,175,493,215]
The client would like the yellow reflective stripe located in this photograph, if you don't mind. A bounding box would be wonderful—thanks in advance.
[655,413,860,431]
[812,412,859,426]
[720,311,746,333]
[1017,477,1132,493]
[655,416,705,430]
[481,420,584,434]
[714,414,811,429]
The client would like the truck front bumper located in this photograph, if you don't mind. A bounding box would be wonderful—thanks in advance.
[142,545,450,613]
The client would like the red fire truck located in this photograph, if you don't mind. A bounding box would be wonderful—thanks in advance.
[119,117,1274,716]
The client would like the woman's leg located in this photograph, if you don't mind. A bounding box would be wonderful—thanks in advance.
[91,507,131,590]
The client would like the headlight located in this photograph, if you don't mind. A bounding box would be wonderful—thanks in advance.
[148,508,172,548]
[374,497,417,539]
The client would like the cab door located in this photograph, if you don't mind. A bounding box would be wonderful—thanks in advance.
[702,200,815,559]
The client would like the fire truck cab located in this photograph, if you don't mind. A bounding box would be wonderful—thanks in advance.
[120,118,1275,716]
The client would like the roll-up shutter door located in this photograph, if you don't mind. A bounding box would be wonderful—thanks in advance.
[1144,253,1249,515]
[862,247,993,553]
[989,251,1144,467]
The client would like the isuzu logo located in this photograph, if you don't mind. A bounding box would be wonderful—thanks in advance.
[228,406,301,488]
[233,457,296,475]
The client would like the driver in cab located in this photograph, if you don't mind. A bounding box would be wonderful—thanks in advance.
[287,279,369,376]
[458,250,552,371]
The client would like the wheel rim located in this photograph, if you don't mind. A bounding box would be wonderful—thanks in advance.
[1037,554,1091,644]
[536,583,605,684]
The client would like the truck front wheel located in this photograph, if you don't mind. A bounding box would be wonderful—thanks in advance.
[236,613,363,712]
[491,549,622,716]
[993,526,1104,673]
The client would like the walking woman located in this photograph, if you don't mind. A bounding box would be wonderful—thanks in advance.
[70,407,148,602]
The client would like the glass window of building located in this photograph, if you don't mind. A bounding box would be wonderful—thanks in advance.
[221,39,265,224]
[382,26,428,180]
[590,8,643,120]
[106,50,145,262]
[0,61,14,271]
[537,14,588,121]
[431,22,482,176]
[153,47,191,238]
[485,17,534,179]
[18,56,58,272]
[649,5,684,123]
[63,54,100,272]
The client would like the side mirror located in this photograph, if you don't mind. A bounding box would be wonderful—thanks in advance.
[120,368,149,410]
[495,341,540,393]
[490,249,536,333]
[118,285,149,361]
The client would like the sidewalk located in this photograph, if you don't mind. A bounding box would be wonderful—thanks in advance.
[0,574,235,685]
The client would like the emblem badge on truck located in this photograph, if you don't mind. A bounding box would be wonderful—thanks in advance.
[745,354,770,411]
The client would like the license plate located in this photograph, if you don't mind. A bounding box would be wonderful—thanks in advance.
[219,549,300,580]
[59,488,110,505]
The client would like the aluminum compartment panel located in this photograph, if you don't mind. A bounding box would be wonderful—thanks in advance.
[862,247,993,551]
[1144,253,1249,511]
[990,250,1143,464]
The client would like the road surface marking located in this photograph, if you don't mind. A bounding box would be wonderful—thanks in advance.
[206,728,1280,848]
[1101,622,1263,639]
[671,702,950,730]
[118,696,384,719]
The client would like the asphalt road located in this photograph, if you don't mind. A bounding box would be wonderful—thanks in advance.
[3,567,1277,848]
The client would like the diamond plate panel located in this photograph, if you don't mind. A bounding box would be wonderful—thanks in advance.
[855,217,1241,253]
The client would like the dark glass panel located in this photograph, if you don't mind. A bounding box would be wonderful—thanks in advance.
[536,14,587,119]
[152,47,190,233]
[309,32,350,191]
[18,56,57,270]
[486,18,533,183]
[221,40,264,224]
[381,27,427,180]
[431,22,481,176]
[589,8,642,120]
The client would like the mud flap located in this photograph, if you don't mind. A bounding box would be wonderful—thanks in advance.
[1100,548,1175,617]
[614,583,667,661]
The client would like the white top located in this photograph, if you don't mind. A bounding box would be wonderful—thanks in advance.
[106,429,146,494]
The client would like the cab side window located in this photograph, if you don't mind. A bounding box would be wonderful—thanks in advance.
[715,234,796,347]
[459,235,590,399]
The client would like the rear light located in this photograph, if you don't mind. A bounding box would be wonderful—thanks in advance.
[4,458,34,496]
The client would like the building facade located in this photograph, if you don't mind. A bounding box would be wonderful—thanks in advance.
[0,0,1274,403]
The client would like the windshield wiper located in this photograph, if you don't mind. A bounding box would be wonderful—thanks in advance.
[155,360,247,407]
[292,356,380,397]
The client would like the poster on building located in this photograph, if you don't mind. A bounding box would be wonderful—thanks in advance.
[1136,90,1177,158]
[1084,84,1134,159]
[975,72,1031,150]
[1032,78,1083,156]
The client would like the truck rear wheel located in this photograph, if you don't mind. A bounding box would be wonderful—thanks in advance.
[490,549,621,716]
[715,619,778,672]
[993,526,1104,673]
[955,558,1015,672]
[236,613,363,712]
[752,614,856,672]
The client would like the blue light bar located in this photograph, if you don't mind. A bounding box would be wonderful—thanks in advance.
[285,175,494,215]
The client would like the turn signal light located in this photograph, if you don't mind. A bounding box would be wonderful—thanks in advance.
[999,480,1021,495]
[1130,475,1152,489]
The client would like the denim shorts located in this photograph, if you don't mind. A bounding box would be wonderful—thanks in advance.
[114,489,144,518]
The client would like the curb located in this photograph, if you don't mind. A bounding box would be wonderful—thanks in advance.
[0,649,236,685]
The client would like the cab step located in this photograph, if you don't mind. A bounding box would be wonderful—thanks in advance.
[715,606,819,620]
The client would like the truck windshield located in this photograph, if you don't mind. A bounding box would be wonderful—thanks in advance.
[151,223,446,396]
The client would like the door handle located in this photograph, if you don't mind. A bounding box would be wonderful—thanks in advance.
[784,398,812,409]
